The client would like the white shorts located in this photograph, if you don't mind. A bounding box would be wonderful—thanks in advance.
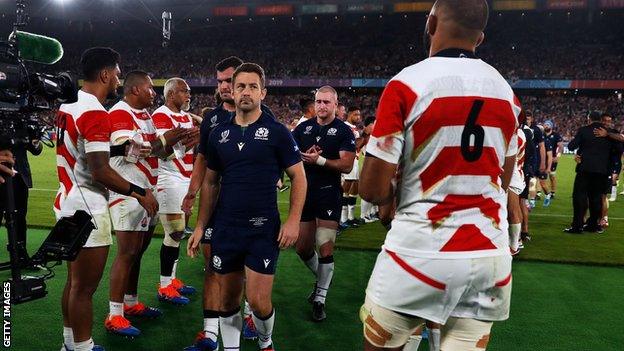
[509,164,525,196]
[55,211,113,248]
[344,158,359,180]
[157,186,186,214]
[365,249,512,324]
[109,194,158,232]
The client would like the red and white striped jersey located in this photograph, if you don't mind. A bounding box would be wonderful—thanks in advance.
[54,90,111,215]
[108,100,159,188]
[516,128,527,178]
[367,52,520,259]
[152,105,194,187]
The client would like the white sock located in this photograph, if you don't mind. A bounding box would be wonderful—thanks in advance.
[123,294,138,308]
[340,205,348,223]
[109,301,123,317]
[611,186,617,198]
[252,310,275,349]
[428,327,441,351]
[315,256,334,304]
[219,308,242,350]
[203,315,219,342]
[74,338,94,351]
[172,259,179,279]
[303,251,318,277]
[546,193,552,200]
[360,200,371,219]
[348,204,355,221]
[244,300,252,317]
[63,326,74,350]
[403,334,422,351]
[160,275,172,287]
[509,223,521,251]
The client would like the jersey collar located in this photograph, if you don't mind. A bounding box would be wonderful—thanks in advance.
[432,48,478,59]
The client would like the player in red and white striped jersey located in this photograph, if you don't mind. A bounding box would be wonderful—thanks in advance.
[341,107,364,227]
[359,1,519,349]
[152,78,200,304]
[56,48,159,351]
[508,126,528,254]
[105,71,189,337]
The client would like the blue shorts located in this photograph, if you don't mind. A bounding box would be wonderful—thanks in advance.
[301,183,342,223]
[210,214,280,275]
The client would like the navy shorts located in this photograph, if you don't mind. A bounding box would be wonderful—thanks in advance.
[537,172,548,180]
[210,214,280,275]
[301,184,342,223]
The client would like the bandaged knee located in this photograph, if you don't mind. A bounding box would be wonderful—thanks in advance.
[315,227,336,251]
[360,296,423,348]
[440,317,493,351]
[160,215,185,247]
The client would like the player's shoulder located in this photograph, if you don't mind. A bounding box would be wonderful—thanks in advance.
[152,105,170,116]
[261,113,290,134]
[61,91,106,117]
[294,116,315,130]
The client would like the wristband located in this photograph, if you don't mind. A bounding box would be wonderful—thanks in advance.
[126,183,146,197]
[159,134,168,147]
[316,156,327,166]
[110,140,130,157]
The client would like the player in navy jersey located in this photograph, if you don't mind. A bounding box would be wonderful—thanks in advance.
[187,63,306,351]
[525,112,546,209]
[541,120,562,206]
[292,86,356,322]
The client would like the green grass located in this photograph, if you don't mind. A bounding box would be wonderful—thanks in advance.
[24,146,624,265]
[1,229,623,351]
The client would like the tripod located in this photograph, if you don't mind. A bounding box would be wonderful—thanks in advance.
[0,166,25,282]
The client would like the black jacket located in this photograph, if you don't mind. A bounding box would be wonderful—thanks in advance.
[11,142,43,188]
[568,122,615,175]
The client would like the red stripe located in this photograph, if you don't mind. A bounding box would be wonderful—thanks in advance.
[56,143,76,169]
[57,166,73,194]
[54,192,62,210]
[173,159,193,178]
[136,161,158,186]
[385,249,446,290]
[495,273,512,287]
[109,198,124,208]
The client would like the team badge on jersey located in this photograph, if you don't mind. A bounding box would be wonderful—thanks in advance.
[219,130,230,143]
[204,227,213,240]
[327,128,337,136]
[304,126,313,135]
[255,127,269,140]
[210,116,218,128]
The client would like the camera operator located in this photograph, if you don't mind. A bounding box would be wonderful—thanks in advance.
[3,138,43,268]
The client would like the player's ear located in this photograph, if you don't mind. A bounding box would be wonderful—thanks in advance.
[260,87,267,100]
[476,32,485,48]
[427,14,437,37]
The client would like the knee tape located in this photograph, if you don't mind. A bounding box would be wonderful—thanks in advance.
[360,296,423,348]
[160,215,185,247]
[315,227,336,251]
[529,177,537,192]
[440,317,493,351]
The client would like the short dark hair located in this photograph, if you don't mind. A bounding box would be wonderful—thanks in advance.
[588,111,602,122]
[215,56,244,72]
[232,62,266,89]
[364,116,376,127]
[348,106,361,113]
[601,112,613,120]
[123,70,150,94]
[300,98,314,110]
[81,47,120,82]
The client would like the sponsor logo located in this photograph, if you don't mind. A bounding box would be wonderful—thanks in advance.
[316,136,321,142]
[249,217,268,227]
[263,259,271,268]
[219,130,230,143]
[304,126,313,135]
[237,142,245,151]
[327,210,333,216]
[327,128,337,136]
[212,255,222,270]
[204,227,213,240]
[255,127,270,140]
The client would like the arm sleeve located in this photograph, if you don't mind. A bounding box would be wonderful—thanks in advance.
[339,126,357,152]
[197,115,212,156]
[366,79,417,164]
[76,110,111,153]
[108,110,135,145]
[204,130,221,172]
[152,112,175,136]
[506,131,519,157]
[276,125,302,169]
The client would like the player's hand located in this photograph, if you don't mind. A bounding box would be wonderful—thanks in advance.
[553,156,559,163]
[187,226,203,258]
[139,142,152,158]
[301,147,322,164]
[277,218,299,249]
[182,127,200,150]
[136,188,159,217]
[0,150,15,184]
[181,192,196,217]
[574,154,582,164]
[539,163,546,173]
[189,113,203,126]
[594,127,608,138]
[163,127,187,146]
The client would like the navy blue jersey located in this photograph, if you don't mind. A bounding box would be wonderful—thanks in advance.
[205,112,301,221]
[544,132,562,153]
[199,104,233,156]
[292,117,356,187]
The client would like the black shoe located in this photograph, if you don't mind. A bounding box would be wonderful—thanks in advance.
[312,301,326,322]
[583,226,604,234]
[520,232,531,242]
[307,283,317,304]
[563,227,583,234]
[347,219,360,228]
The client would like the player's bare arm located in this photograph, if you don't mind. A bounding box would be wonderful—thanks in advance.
[301,148,355,174]
[181,153,208,215]
[187,167,220,257]
[86,151,158,217]
[359,155,398,206]
[150,126,188,158]
[278,161,307,249]
[501,155,516,191]
[594,126,624,142]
